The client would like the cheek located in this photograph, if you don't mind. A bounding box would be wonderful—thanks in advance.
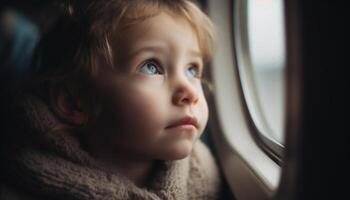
[101,82,167,137]
[124,97,164,132]
[198,96,209,132]
[195,84,209,131]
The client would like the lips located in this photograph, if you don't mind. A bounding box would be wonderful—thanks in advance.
[166,116,199,129]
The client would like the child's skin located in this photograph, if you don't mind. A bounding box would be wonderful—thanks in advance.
[83,12,209,187]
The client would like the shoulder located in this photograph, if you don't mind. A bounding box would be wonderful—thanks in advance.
[187,140,223,199]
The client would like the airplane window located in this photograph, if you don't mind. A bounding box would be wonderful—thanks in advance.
[238,0,286,145]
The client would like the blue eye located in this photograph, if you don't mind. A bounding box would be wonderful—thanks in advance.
[186,65,201,78]
[139,61,161,75]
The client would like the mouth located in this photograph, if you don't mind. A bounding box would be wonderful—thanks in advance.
[166,116,199,129]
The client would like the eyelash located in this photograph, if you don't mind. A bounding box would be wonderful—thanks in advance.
[138,59,202,79]
[187,64,203,79]
[138,59,163,75]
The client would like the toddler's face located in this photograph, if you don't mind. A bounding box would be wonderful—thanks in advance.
[88,12,209,161]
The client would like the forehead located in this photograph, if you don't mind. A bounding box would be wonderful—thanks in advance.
[113,12,201,59]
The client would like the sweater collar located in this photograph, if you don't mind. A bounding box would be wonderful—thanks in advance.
[4,94,191,199]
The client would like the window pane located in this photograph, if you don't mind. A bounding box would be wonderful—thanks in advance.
[247,0,286,143]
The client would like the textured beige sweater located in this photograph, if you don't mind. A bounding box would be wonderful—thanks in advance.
[0,95,223,200]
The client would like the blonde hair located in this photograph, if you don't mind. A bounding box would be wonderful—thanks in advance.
[26,0,214,121]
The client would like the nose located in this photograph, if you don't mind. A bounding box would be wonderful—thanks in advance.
[172,78,199,106]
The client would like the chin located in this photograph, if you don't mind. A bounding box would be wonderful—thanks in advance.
[162,141,195,160]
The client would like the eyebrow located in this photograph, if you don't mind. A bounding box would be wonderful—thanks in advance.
[188,49,202,59]
[127,43,203,60]
[127,44,165,58]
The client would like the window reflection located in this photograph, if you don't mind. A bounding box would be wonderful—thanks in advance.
[247,0,286,143]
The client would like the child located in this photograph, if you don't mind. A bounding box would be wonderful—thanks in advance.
[0,0,225,199]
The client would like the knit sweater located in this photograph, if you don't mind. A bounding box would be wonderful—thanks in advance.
[0,94,223,200]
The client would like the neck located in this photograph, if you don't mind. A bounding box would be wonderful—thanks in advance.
[82,125,158,187]
[82,138,155,187]
[114,158,155,187]
[99,153,156,187]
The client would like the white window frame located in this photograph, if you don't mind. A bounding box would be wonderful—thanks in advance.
[207,0,283,199]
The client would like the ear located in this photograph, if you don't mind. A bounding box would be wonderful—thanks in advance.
[51,85,88,125]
